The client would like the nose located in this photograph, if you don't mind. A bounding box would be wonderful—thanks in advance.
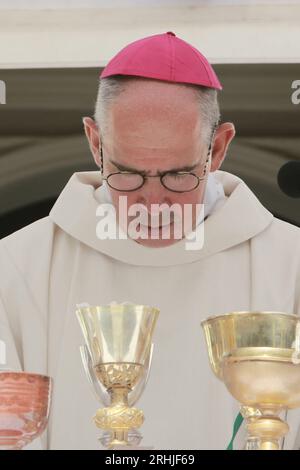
[133,177,174,226]
[136,176,172,209]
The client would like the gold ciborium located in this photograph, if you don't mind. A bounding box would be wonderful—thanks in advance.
[76,302,159,448]
[201,311,300,450]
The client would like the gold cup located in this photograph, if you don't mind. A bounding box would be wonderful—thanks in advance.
[201,311,300,450]
[76,302,159,448]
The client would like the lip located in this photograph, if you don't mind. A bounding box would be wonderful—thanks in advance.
[139,222,174,230]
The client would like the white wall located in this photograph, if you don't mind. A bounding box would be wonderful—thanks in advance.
[0,2,300,68]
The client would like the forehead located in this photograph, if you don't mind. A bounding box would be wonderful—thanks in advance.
[107,79,202,149]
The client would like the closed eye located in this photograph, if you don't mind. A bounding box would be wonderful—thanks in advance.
[166,172,189,179]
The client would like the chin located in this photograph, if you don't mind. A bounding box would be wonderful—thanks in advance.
[134,236,182,248]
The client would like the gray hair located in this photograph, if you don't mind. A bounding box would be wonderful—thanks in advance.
[94,75,220,146]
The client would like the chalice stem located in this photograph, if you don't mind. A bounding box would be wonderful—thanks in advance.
[259,439,280,450]
[247,416,289,451]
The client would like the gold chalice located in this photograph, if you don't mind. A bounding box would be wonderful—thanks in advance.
[76,302,159,448]
[202,311,300,450]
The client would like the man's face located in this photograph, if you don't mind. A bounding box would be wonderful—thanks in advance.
[101,79,211,248]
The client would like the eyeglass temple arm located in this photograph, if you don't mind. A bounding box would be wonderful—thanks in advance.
[207,119,220,155]
[100,144,104,173]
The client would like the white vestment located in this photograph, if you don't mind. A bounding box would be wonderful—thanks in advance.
[0,169,300,450]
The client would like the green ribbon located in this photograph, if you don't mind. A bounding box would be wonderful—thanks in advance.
[226,412,244,450]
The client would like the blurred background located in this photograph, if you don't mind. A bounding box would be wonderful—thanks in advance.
[0,0,300,238]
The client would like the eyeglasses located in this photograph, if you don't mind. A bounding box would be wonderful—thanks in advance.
[99,121,219,193]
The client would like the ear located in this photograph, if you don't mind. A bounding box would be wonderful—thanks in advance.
[210,122,235,172]
[82,117,102,168]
